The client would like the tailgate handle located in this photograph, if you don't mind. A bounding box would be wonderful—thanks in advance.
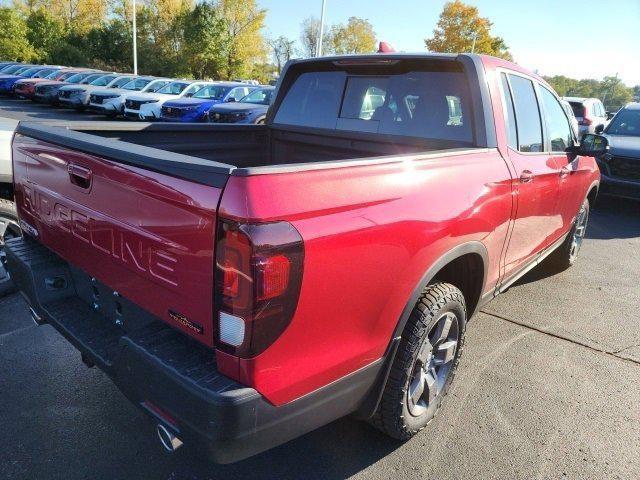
[68,164,92,190]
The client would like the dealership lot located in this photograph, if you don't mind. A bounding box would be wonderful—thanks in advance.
[0,111,638,480]
[0,97,112,122]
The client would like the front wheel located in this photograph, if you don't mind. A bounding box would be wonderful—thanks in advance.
[371,282,467,440]
[547,198,590,271]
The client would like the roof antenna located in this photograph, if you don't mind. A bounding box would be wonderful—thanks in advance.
[377,42,396,53]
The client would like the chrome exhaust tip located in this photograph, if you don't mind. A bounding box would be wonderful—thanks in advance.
[157,424,183,453]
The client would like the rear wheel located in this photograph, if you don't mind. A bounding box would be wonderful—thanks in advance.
[371,282,466,439]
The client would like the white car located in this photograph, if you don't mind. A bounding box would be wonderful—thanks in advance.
[123,80,217,120]
[89,77,172,117]
[0,118,19,253]
[0,118,17,196]
[58,74,136,111]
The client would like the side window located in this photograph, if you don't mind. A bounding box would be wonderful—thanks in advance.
[500,73,518,149]
[509,74,544,153]
[540,86,573,152]
[230,87,248,101]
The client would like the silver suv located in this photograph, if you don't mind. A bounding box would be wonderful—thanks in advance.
[562,97,609,137]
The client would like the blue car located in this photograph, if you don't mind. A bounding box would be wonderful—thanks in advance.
[160,82,256,122]
[207,86,274,124]
[0,62,23,73]
[0,66,60,94]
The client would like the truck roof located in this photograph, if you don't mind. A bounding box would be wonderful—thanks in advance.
[287,52,550,90]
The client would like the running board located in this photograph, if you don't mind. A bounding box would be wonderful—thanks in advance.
[498,232,569,294]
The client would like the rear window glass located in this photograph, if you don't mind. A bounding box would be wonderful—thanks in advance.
[569,102,585,118]
[274,69,474,143]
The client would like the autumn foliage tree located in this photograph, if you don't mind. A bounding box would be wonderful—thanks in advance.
[425,0,512,60]
[299,15,376,58]
[328,17,376,55]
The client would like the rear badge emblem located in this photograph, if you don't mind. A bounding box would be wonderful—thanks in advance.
[169,310,204,335]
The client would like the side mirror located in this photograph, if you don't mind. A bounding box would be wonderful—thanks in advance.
[594,124,605,134]
[572,133,608,157]
[226,98,236,103]
[606,111,615,120]
[185,92,193,97]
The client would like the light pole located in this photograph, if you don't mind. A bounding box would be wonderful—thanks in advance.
[132,0,138,75]
[471,32,478,54]
[316,0,326,57]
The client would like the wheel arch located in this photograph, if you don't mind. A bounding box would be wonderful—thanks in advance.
[357,241,488,419]
[586,180,599,207]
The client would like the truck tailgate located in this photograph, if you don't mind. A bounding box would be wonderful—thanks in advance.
[12,133,225,347]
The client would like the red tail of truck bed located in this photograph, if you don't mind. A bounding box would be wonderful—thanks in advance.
[13,135,224,346]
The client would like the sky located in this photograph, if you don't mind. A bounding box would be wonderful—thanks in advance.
[258,0,640,86]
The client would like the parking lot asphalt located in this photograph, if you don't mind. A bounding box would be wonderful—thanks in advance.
[0,97,116,122]
[0,101,639,479]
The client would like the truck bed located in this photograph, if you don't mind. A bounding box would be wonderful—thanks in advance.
[16,121,477,186]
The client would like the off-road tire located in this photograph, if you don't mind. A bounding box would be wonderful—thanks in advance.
[371,282,467,440]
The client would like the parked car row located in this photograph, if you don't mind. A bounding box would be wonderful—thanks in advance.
[0,62,274,124]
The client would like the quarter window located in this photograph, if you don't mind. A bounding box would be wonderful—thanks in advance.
[500,73,518,149]
[540,86,573,152]
[509,74,544,153]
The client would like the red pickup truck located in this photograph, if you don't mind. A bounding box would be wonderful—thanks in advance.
[5,53,605,463]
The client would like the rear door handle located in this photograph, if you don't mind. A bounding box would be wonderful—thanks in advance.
[68,164,92,190]
[519,170,534,183]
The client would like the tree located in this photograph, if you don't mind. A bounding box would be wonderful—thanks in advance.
[269,35,295,74]
[633,85,640,102]
[544,75,635,112]
[300,17,330,58]
[425,0,512,60]
[0,7,36,61]
[83,19,133,71]
[26,9,66,62]
[46,0,109,34]
[600,76,632,111]
[182,2,229,79]
[219,0,268,79]
[327,17,376,55]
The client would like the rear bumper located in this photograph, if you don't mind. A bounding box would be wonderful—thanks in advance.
[4,236,381,463]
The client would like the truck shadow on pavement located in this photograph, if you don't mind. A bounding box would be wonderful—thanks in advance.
[163,420,401,480]
[512,195,639,288]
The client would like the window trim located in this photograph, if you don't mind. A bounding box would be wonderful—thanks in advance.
[497,71,519,150]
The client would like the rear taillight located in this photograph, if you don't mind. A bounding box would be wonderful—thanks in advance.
[580,105,593,126]
[214,218,304,358]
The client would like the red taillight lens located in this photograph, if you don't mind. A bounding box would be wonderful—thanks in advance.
[256,254,290,300]
[222,250,241,298]
[581,105,593,126]
[214,218,304,358]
